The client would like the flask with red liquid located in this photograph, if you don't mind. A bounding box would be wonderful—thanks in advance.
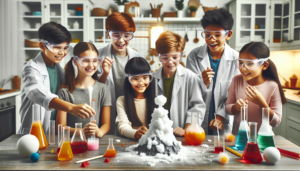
[71,123,88,153]
[184,113,205,145]
[242,122,263,164]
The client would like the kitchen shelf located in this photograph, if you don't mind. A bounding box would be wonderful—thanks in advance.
[24,48,40,50]
[133,17,158,23]
[163,17,201,23]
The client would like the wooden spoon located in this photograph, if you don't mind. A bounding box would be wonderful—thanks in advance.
[193,29,199,43]
[184,27,189,42]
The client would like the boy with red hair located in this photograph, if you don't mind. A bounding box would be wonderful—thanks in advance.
[153,31,206,136]
[98,12,140,135]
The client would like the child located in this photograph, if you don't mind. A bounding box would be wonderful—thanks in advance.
[98,12,140,135]
[154,31,206,137]
[186,9,240,135]
[116,57,156,139]
[18,22,95,134]
[57,42,111,138]
[226,42,286,134]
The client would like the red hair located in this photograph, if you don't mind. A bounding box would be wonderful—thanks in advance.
[106,12,136,32]
[155,31,186,54]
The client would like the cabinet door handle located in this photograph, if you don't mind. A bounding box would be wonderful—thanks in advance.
[0,106,15,113]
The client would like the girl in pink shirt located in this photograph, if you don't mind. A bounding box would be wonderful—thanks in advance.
[226,42,286,135]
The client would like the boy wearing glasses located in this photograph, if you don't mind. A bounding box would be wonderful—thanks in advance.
[19,22,95,134]
[98,12,140,135]
[186,9,240,135]
[154,31,206,137]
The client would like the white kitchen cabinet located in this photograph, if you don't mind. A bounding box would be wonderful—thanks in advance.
[288,0,300,49]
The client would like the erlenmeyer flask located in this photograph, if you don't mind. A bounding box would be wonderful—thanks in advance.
[257,108,275,151]
[233,106,248,150]
[71,123,88,154]
[184,113,205,145]
[58,126,73,161]
[104,138,117,157]
[242,122,263,164]
[57,124,62,155]
[30,104,48,149]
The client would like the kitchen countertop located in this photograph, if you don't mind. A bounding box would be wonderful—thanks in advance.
[0,90,21,99]
[283,89,300,105]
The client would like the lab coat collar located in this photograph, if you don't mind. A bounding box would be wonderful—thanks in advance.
[35,52,49,76]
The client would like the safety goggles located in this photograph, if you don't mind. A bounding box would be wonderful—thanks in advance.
[201,30,229,40]
[108,30,134,41]
[73,56,102,67]
[127,72,153,85]
[158,52,183,63]
[40,39,73,55]
[234,58,269,70]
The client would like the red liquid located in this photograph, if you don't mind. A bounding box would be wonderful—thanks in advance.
[71,141,88,154]
[242,142,263,164]
[57,147,60,155]
[214,146,224,153]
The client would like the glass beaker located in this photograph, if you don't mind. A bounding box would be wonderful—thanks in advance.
[242,122,263,164]
[233,106,249,150]
[57,124,62,154]
[184,113,205,145]
[104,138,117,157]
[30,104,48,149]
[71,123,88,154]
[257,108,275,151]
[58,126,73,161]
[214,136,225,153]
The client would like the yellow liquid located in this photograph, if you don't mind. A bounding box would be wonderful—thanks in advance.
[30,121,48,149]
[58,142,73,161]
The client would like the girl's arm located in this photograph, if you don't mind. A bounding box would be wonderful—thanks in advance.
[226,77,238,115]
[96,106,111,138]
[56,110,76,135]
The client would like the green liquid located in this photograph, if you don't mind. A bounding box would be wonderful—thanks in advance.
[257,134,275,152]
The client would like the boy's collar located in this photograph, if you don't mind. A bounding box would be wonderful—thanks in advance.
[197,42,234,60]
[154,64,186,79]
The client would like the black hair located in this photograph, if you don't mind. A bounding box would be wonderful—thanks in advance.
[201,8,234,30]
[124,57,156,126]
[38,21,72,44]
[240,42,287,104]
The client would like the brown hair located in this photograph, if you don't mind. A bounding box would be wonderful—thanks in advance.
[155,31,186,54]
[60,42,99,93]
[240,42,287,104]
[106,12,136,32]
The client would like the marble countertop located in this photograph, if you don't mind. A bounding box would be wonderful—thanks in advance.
[0,91,21,100]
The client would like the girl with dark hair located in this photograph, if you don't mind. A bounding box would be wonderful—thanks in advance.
[56,42,111,138]
[116,57,156,139]
[226,42,286,134]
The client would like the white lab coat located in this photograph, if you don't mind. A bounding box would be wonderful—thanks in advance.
[153,65,206,129]
[186,43,240,135]
[97,43,141,135]
[18,52,64,134]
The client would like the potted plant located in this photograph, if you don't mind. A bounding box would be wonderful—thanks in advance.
[114,0,129,13]
[175,0,184,18]
[188,6,197,17]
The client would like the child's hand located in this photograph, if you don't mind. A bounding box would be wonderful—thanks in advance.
[173,127,185,137]
[209,115,224,130]
[134,126,148,139]
[102,56,113,74]
[234,99,248,112]
[246,86,268,108]
[202,67,215,88]
[71,104,95,119]
[83,120,99,138]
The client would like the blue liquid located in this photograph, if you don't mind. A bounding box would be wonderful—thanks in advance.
[235,130,249,150]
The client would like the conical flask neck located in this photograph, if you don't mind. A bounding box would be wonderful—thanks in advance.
[261,108,269,123]
[191,113,199,125]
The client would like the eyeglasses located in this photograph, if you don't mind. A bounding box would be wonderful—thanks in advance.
[158,52,183,63]
[73,56,102,67]
[127,72,153,85]
[201,30,229,40]
[108,30,134,41]
[234,58,269,70]
[40,39,73,55]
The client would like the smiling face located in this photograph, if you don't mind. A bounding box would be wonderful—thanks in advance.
[40,41,68,65]
[204,25,232,53]
[130,75,151,96]
[107,31,131,56]
[74,50,98,77]
[239,51,269,84]
[161,50,181,76]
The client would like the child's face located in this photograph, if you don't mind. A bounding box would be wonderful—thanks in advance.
[239,52,269,82]
[107,31,132,54]
[130,75,151,95]
[40,41,68,65]
[74,50,98,77]
[203,25,232,53]
[160,50,181,74]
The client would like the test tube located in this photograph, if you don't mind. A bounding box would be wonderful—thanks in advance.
[48,120,55,145]
[57,124,62,154]
[91,99,95,140]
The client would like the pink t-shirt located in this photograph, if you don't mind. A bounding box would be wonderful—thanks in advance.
[226,75,282,135]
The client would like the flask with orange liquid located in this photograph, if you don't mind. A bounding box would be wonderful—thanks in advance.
[184,113,205,145]
[104,138,117,157]
[58,126,73,161]
[30,104,48,149]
